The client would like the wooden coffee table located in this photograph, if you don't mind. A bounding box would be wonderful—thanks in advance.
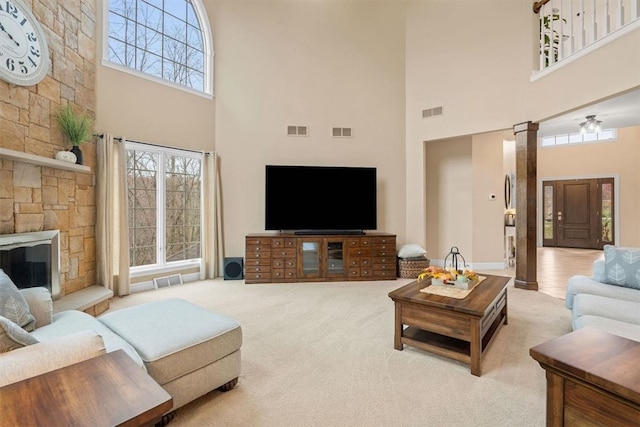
[0,350,173,426]
[388,274,510,376]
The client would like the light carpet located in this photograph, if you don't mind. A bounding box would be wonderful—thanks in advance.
[107,278,572,427]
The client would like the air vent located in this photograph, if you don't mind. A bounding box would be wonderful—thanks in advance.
[422,106,444,119]
[331,127,353,138]
[287,125,308,136]
[153,273,183,289]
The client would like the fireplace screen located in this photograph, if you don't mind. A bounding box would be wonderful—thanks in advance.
[0,231,60,300]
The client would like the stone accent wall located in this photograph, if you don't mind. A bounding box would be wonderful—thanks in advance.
[0,0,97,296]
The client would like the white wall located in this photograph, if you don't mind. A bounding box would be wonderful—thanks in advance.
[424,130,510,267]
[211,1,407,258]
[405,0,532,259]
[424,136,473,261]
[471,131,510,265]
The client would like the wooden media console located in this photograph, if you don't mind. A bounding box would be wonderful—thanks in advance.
[245,232,396,283]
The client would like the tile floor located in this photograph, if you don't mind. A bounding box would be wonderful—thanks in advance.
[484,247,604,300]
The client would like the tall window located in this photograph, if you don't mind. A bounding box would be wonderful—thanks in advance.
[106,0,212,94]
[126,143,203,271]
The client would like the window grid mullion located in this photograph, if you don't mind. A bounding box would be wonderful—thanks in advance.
[157,151,166,265]
[106,0,209,93]
[134,0,138,69]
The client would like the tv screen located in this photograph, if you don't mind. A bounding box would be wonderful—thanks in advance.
[265,165,377,233]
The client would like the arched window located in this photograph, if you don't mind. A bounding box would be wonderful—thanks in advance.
[105,0,212,95]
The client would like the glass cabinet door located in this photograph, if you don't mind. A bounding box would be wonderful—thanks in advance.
[297,238,347,279]
[300,240,320,278]
[325,240,345,277]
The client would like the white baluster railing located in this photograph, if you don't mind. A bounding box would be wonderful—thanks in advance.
[536,0,640,72]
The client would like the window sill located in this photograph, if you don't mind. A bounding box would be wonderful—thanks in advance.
[129,259,202,279]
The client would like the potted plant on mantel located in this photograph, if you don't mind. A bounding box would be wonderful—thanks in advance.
[54,105,93,165]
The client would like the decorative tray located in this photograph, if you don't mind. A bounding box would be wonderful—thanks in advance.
[431,276,485,290]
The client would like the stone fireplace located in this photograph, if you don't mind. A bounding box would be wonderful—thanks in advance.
[0,156,97,300]
[0,0,98,304]
[0,230,61,300]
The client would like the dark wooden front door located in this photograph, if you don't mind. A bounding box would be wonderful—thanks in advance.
[542,178,614,249]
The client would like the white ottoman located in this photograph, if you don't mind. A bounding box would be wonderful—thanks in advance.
[98,298,242,411]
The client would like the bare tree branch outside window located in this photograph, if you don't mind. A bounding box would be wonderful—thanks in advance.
[108,0,205,92]
[127,148,202,268]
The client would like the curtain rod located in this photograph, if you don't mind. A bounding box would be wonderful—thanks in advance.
[96,133,210,155]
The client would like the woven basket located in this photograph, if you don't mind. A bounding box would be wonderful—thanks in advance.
[398,258,430,279]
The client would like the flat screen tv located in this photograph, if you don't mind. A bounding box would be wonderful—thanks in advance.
[265,165,377,234]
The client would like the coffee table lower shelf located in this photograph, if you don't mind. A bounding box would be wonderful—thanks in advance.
[401,327,471,364]
[400,309,506,368]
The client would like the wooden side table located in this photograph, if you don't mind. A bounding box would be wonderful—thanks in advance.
[530,327,640,426]
[0,350,173,427]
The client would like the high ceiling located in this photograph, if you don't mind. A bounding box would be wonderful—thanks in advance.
[537,88,640,137]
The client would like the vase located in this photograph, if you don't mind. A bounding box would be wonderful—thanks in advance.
[505,213,515,226]
[70,145,83,165]
[55,151,77,163]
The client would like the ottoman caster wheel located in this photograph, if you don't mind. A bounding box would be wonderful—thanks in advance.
[155,410,176,426]
[217,377,238,392]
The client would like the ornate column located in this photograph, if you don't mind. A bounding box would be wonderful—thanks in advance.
[513,121,538,290]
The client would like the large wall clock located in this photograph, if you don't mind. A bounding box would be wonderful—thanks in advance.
[0,0,50,86]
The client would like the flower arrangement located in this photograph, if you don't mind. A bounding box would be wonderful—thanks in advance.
[418,266,478,284]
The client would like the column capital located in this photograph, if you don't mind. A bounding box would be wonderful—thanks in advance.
[513,121,540,134]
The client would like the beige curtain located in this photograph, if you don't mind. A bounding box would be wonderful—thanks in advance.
[96,134,131,296]
[201,151,223,278]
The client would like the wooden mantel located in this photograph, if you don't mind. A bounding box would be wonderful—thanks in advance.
[0,147,91,173]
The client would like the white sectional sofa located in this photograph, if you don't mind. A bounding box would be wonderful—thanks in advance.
[1,279,242,416]
[566,246,640,342]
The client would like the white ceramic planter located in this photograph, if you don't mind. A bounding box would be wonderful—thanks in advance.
[55,151,77,163]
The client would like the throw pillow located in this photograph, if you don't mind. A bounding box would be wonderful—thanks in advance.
[397,244,427,259]
[0,315,39,353]
[0,269,36,331]
[603,245,640,290]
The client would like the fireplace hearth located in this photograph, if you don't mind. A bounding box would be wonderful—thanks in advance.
[0,230,60,300]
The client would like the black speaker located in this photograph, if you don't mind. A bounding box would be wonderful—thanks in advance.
[224,257,244,280]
